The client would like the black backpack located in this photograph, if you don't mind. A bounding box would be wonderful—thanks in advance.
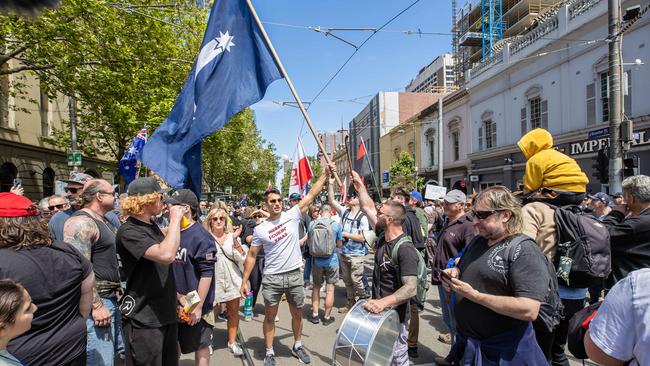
[546,204,611,288]
[502,235,564,334]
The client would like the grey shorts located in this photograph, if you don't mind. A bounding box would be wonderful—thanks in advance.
[261,268,304,307]
[312,263,339,286]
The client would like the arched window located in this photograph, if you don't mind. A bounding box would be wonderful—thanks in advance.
[43,168,55,197]
[0,162,17,192]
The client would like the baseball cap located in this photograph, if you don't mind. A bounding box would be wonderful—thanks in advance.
[289,193,302,201]
[410,191,423,202]
[0,193,39,217]
[588,192,612,205]
[127,177,163,197]
[60,171,93,186]
[443,189,466,204]
[164,189,199,211]
[611,192,623,198]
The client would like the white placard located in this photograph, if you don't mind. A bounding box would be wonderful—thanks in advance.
[424,184,447,201]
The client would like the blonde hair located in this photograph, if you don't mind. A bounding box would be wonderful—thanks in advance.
[204,208,232,234]
[120,193,161,217]
[475,186,523,235]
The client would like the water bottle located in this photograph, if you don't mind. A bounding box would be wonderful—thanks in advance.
[243,291,253,321]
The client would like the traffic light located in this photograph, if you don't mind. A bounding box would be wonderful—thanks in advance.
[592,148,609,183]
[623,156,639,178]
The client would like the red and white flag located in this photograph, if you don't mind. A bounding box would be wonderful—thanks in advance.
[289,138,313,196]
[356,139,367,160]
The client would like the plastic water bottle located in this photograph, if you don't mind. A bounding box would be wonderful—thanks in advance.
[243,291,253,321]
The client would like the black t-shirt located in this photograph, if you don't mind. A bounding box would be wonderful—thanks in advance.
[0,241,93,366]
[372,233,420,323]
[454,235,550,339]
[116,217,177,328]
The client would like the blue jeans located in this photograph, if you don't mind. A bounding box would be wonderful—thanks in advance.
[86,297,124,366]
[304,258,313,282]
[438,285,456,339]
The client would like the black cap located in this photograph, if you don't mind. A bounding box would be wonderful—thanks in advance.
[289,193,301,201]
[164,189,199,211]
[127,177,163,197]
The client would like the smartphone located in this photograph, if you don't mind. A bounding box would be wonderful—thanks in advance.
[436,269,453,282]
[12,178,21,187]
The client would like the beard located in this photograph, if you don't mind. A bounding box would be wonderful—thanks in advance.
[375,216,387,232]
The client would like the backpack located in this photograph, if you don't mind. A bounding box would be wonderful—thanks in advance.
[341,209,365,233]
[502,235,564,334]
[546,204,611,288]
[308,219,337,258]
[390,235,430,309]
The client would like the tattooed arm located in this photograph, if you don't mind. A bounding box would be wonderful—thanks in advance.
[63,216,111,327]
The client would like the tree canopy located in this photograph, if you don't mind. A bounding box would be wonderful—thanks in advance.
[389,151,423,190]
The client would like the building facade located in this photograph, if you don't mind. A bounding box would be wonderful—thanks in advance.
[0,69,115,200]
[405,54,456,92]
[318,129,348,159]
[465,0,649,193]
[349,92,442,197]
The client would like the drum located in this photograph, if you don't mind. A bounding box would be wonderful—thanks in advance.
[332,299,400,366]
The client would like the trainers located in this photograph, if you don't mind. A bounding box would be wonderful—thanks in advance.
[292,345,311,364]
[217,311,228,321]
[322,316,335,326]
[309,314,319,324]
[228,342,243,357]
[438,332,452,345]
[264,354,276,366]
[408,346,419,358]
[275,314,280,322]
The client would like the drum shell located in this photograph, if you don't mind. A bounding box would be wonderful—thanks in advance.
[332,299,400,366]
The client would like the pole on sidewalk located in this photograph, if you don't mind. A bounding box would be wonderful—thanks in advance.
[608,0,623,193]
[246,0,342,188]
[437,97,444,186]
[68,95,79,173]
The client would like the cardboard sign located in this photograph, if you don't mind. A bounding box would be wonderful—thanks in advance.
[424,184,447,201]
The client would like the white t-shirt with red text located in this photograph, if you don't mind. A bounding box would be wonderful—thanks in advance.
[252,206,304,275]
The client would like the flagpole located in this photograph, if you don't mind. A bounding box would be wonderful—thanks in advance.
[246,0,342,188]
[364,150,381,201]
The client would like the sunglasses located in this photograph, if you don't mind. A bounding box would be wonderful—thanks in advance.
[48,204,66,211]
[268,199,282,204]
[65,187,79,194]
[252,215,263,219]
[212,217,226,222]
[99,191,117,197]
[472,210,502,220]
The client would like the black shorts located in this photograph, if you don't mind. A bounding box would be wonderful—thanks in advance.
[123,321,178,366]
[178,319,213,354]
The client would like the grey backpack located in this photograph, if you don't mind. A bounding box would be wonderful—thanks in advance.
[309,219,336,258]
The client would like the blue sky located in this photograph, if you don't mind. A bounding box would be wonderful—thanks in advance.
[249,0,453,183]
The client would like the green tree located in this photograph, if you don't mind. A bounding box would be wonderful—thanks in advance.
[0,0,207,160]
[201,108,278,195]
[389,151,423,190]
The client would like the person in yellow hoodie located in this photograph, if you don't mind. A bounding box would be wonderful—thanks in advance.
[518,128,589,206]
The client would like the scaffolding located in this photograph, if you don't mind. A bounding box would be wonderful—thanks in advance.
[481,0,503,58]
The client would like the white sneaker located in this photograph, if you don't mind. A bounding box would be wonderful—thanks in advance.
[228,342,243,357]
[275,314,280,322]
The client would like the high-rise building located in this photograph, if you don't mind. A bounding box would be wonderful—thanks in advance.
[405,54,456,93]
[318,129,348,159]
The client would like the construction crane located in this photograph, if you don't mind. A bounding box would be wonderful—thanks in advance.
[481,0,503,58]
[451,0,460,86]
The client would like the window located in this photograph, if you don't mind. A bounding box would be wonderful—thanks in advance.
[408,141,415,156]
[393,147,401,159]
[520,107,527,135]
[624,70,632,115]
[451,131,460,161]
[426,128,435,166]
[43,168,55,197]
[480,182,501,191]
[586,83,596,125]
[484,120,496,149]
[530,97,541,129]
[600,72,609,122]
[540,100,548,129]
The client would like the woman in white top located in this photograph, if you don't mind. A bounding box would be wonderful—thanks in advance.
[205,208,247,357]
[0,280,37,366]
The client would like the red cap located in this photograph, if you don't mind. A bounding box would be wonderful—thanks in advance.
[0,193,39,217]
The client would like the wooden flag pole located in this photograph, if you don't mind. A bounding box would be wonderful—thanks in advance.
[246,0,343,188]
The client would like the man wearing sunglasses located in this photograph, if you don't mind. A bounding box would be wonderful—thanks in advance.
[240,163,334,366]
[47,194,70,214]
[440,187,551,364]
[48,171,93,241]
[63,179,123,365]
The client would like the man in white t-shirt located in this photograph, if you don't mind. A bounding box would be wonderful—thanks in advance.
[241,164,332,366]
[585,268,650,366]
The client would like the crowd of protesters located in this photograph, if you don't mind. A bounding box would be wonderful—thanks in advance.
[0,129,649,366]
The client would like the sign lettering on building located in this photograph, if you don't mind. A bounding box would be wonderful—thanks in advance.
[568,129,650,155]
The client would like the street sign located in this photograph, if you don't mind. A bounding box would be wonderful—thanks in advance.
[588,128,609,140]
[424,184,447,201]
[469,175,479,182]
[66,150,82,167]
[382,170,390,188]
[224,186,232,194]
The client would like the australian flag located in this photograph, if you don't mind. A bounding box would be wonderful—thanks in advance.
[117,127,147,184]
[139,0,282,196]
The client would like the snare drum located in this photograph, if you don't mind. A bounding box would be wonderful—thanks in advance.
[332,299,399,366]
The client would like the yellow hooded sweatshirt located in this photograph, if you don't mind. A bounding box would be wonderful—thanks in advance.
[517,128,588,193]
